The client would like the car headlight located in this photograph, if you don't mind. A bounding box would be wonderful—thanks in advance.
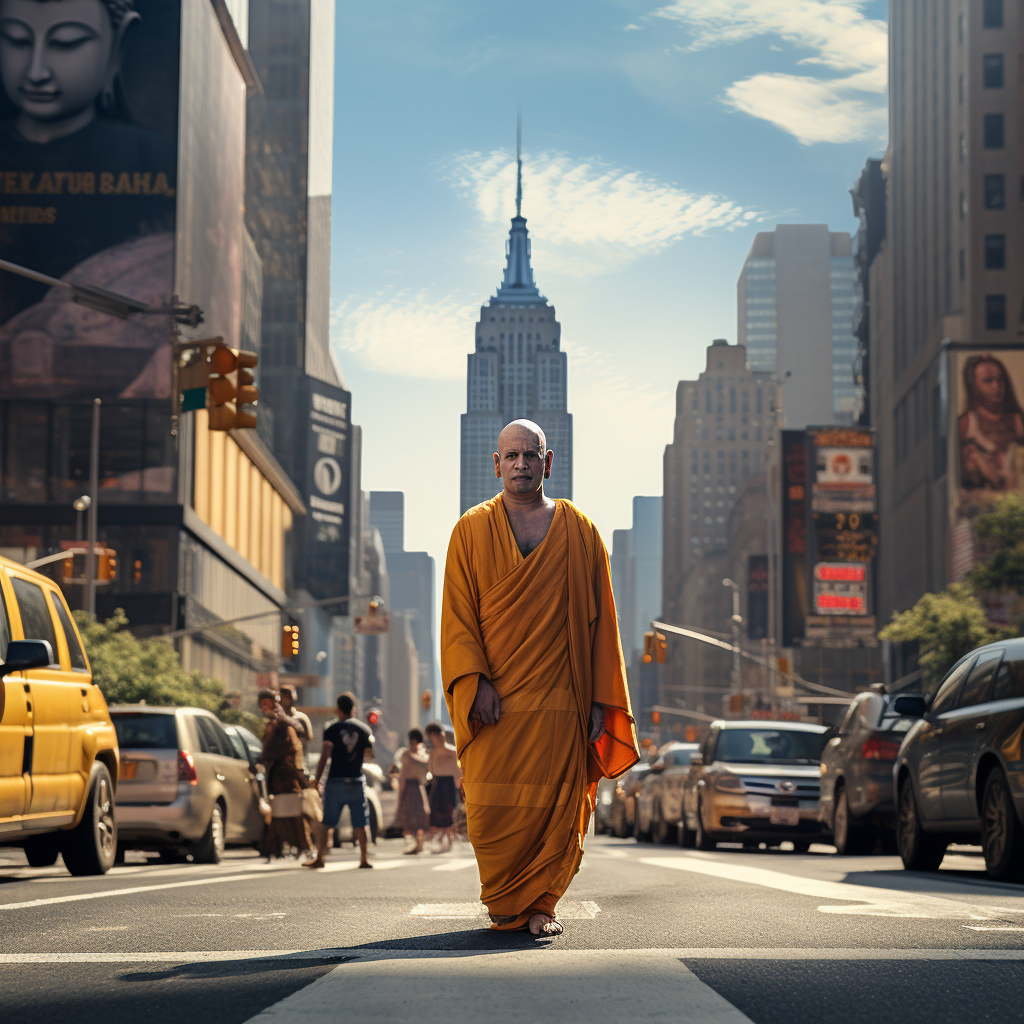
[714,774,743,792]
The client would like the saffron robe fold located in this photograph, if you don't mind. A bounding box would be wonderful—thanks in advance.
[441,496,640,930]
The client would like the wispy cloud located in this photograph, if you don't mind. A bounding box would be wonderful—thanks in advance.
[654,0,888,145]
[445,149,759,276]
[331,292,477,379]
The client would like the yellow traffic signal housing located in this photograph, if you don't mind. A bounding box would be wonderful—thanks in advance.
[281,624,299,659]
[208,345,259,431]
[421,690,432,710]
[655,631,667,664]
[643,631,655,664]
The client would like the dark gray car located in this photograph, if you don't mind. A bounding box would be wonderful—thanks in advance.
[893,638,1024,881]
[819,689,913,854]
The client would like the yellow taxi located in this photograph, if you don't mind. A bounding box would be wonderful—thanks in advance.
[0,555,119,874]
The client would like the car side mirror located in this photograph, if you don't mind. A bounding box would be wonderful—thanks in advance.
[690,754,704,768]
[1,640,53,674]
[892,694,927,718]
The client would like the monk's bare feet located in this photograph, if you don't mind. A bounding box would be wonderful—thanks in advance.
[528,914,563,936]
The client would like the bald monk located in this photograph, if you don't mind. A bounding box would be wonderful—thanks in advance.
[442,419,640,936]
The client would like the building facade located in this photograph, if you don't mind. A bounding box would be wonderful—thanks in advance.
[459,156,572,513]
[870,0,1024,644]
[738,225,861,427]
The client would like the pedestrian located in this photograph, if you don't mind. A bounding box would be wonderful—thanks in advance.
[278,685,312,769]
[441,419,640,935]
[425,722,460,852]
[306,693,374,869]
[257,689,314,860]
[394,729,430,855]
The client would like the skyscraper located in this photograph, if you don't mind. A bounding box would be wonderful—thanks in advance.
[737,225,861,427]
[459,138,572,513]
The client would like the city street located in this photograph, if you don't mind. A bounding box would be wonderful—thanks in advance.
[3,834,1023,1024]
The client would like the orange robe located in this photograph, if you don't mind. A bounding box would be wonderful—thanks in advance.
[441,495,639,930]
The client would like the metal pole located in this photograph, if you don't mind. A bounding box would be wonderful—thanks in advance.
[85,399,100,617]
[731,587,741,696]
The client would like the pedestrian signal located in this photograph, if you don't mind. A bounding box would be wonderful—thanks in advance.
[281,624,299,659]
[208,345,259,431]
[729,694,744,714]
[421,690,432,710]
[776,656,790,676]
[652,710,661,725]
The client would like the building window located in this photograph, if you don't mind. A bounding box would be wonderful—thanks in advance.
[984,113,1005,148]
[983,0,1003,29]
[984,174,1005,209]
[986,295,1007,330]
[985,235,1006,269]
[983,54,1004,87]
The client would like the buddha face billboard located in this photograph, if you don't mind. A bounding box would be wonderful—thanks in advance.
[0,0,180,399]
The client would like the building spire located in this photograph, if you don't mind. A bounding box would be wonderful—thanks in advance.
[516,107,522,219]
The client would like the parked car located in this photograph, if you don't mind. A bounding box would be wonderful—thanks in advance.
[819,689,914,854]
[609,761,650,838]
[635,742,700,843]
[0,556,120,875]
[681,720,830,851]
[110,705,265,862]
[893,638,1024,881]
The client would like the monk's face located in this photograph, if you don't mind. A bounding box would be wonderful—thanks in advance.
[494,426,552,495]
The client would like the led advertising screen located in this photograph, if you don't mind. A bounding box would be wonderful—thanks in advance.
[806,427,877,638]
[780,429,808,647]
[0,0,181,400]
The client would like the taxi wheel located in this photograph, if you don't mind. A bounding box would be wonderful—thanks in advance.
[61,763,117,876]
[193,802,225,864]
[694,798,716,851]
[981,769,1024,883]
[24,833,61,867]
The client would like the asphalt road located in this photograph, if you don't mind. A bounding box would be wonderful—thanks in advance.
[2,833,1024,1024]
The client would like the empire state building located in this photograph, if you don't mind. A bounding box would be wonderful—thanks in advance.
[459,149,573,514]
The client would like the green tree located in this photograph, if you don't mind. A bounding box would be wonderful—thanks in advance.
[970,492,1024,595]
[73,608,226,712]
[878,583,1007,688]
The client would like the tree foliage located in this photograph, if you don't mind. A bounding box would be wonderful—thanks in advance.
[73,608,227,713]
[970,492,1024,595]
[878,583,1009,687]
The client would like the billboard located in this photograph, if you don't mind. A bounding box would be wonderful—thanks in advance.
[747,553,768,640]
[949,349,1024,621]
[304,379,352,602]
[0,0,181,399]
[806,427,877,639]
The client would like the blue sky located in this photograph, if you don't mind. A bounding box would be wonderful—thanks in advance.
[329,0,889,576]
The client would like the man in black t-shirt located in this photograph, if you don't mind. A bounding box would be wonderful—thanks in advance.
[308,692,374,868]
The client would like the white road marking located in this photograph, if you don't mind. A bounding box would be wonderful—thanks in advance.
[241,950,756,1024]
[408,901,602,920]
[431,858,478,872]
[4,948,1024,966]
[640,853,1024,922]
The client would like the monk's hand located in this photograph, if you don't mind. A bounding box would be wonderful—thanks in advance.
[469,678,501,726]
[588,703,606,743]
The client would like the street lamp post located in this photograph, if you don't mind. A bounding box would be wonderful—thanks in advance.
[722,578,742,698]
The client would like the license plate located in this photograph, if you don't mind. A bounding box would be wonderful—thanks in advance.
[769,805,799,826]
[120,760,137,780]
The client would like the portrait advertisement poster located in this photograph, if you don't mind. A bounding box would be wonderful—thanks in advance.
[949,348,1024,624]
[0,0,182,400]
[806,427,877,638]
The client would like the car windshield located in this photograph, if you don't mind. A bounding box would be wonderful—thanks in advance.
[715,728,826,765]
[111,713,178,750]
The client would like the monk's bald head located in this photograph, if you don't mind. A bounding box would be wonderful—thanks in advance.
[497,419,547,455]
[494,419,553,496]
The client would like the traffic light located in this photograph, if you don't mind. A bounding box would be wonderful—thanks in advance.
[654,631,667,664]
[208,345,259,431]
[367,708,381,727]
[281,623,299,659]
[643,631,654,663]
[652,710,661,725]
[421,690,432,710]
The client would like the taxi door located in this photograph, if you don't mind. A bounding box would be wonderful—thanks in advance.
[0,574,30,824]
[8,571,78,817]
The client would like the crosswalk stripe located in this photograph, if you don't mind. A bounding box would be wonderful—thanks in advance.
[240,950,756,1023]
[3,948,1024,965]
[432,858,478,872]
